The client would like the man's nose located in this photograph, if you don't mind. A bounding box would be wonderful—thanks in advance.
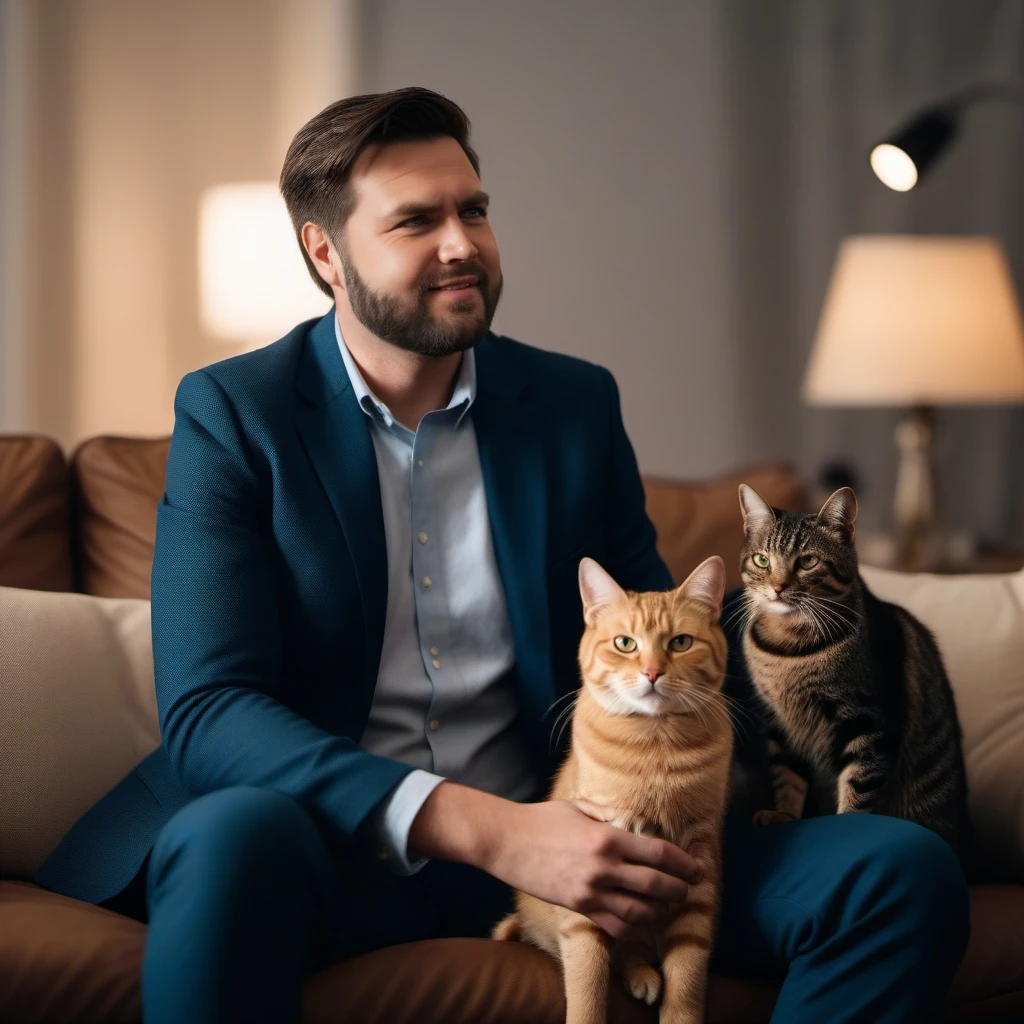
[437,218,478,261]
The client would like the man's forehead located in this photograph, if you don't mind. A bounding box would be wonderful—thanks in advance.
[350,137,480,208]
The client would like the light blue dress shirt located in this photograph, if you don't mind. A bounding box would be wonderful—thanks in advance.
[334,317,537,873]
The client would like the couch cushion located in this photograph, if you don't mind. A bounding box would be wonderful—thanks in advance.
[0,435,74,592]
[643,465,811,591]
[860,565,1024,884]
[947,885,1024,1013]
[0,587,158,878]
[71,436,169,599]
[0,881,144,1023]
[2,881,1018,1024]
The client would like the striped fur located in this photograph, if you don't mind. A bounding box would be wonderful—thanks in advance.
[737,485,969,858]
[492,556,734,1024]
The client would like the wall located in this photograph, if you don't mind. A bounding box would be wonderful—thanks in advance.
[3,0,351,449]
[364,0,1024,546]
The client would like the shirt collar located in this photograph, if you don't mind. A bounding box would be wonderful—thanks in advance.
[334,312,476,429]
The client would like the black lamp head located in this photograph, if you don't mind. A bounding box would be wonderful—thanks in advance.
[870,105,959,191]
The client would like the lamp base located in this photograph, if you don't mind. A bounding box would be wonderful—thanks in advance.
[891,405,947,571]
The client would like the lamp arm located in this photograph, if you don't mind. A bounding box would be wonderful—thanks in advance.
[944,80,1022,113]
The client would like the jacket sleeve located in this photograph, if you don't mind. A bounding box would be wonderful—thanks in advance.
[151,369,412,845]
[598,368,675,593]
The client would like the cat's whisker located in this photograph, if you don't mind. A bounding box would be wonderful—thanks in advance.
[542,689,580,721]
[798,600,831,642]
[802,596,856,641]
[710,689,761,741]
[549,696,579,751]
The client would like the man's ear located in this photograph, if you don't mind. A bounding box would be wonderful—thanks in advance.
[301,222,343,291]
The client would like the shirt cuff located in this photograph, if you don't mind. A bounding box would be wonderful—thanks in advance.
[371,769,447,875]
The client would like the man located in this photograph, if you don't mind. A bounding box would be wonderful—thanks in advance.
[36,87,968,1023]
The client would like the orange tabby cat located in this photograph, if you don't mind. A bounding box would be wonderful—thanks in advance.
[493,556,733,1024]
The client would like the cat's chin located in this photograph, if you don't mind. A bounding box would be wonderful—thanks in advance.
[758,597,798,615]
[597,690,696,719]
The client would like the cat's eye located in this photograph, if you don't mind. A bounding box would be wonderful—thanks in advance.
[668,634,693,653]
[613,636,637,652]
[798,554,820,570]
[752,553,770,568]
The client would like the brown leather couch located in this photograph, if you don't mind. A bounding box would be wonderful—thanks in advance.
[1,433,1022,1024]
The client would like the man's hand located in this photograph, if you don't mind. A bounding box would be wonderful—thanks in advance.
[408,782,701,939]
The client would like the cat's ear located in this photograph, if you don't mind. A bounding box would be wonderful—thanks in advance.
[578,558,626,626]
[738,484,775,537]
[677,555,727,614]
[816,487,858,543]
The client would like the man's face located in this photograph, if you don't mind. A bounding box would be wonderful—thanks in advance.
[336,136,503,357]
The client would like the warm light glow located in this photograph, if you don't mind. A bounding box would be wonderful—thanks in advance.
[199,183,331,345]
[870,144,919,192]
[804,236,1024,406]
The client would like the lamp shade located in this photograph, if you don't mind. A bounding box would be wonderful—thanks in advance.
[803,236,1024,406]
[198,182,331,344]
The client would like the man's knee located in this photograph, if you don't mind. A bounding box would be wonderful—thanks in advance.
[151,786,325,879]
[842,815,970,958]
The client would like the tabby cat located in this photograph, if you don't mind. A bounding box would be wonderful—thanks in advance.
[493,556,734,1024]
[736,483,968,856]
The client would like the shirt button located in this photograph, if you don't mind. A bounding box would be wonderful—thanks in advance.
[416,459,424,468]
[429,718,441,732]
[418,531,428,544]
[430,646,439,656]
[422,576,432,589]
[432,658,441,669]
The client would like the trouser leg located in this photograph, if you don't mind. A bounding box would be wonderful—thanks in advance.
[142,787,344,1024]
[713,812,970,1024]
[141,786,513,1024]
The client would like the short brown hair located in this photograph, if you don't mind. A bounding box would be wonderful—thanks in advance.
[280,87,480,298]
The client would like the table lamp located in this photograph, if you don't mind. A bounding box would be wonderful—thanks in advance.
[803,235,1024,570]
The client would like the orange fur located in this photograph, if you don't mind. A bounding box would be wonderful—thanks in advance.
[492,557,734,1024]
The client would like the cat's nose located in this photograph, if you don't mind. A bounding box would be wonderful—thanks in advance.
[642,669,663,683]
[773,584,786,594]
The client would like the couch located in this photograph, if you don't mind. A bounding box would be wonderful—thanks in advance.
[1,433,1022,1023]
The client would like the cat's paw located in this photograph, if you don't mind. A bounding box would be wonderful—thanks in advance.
[753,809,798,826]
[623,963,662,1005]
[491,914,521,942]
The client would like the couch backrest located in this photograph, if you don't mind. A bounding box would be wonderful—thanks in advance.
[3,433,812,597]
[71,436,170,599]
[646,464,812,589]
[0,436,73,592]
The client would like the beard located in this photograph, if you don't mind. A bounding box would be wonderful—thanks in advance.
[338,244,503,358]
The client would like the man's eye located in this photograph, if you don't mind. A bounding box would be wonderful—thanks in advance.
[399,216,427,228]
[462,206,486,219]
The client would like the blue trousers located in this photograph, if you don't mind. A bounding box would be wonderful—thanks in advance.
[120,787,968,1024]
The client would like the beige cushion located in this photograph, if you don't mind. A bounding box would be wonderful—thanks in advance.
[0,587,159,878]
[860,565,1024,883]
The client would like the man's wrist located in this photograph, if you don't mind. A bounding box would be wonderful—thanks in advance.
[408,780,517,871]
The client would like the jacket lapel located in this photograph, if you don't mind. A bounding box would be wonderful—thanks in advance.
[294,312,388,704]
[473,337,556,733]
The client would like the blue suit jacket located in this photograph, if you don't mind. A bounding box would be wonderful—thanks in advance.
[35,311,673,904]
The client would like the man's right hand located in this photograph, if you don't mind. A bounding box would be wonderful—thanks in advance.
[408,782,701,939]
